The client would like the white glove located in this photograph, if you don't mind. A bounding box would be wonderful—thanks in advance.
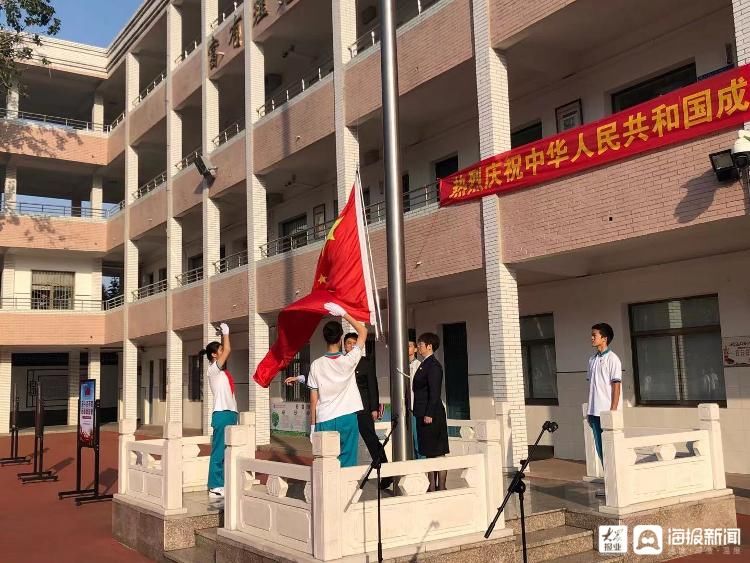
[310,424,315,436]
[324,302,347,317]
[219,322,229,335]
[297,374,306,384]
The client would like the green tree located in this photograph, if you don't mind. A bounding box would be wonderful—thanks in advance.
[0,0,60,91]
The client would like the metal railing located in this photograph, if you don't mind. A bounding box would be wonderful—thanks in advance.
[0,107,104,132]
[103,294,125,310]
[348,0,440,59]
[175,39,201,64]
[132,279,167,300]
[257,58,334,117]
[365,181,439,224]
[133,70,167,106]
[2,200,108,219]
[259,182,440,258]
[176,147,202,171]
[211,1,243,29]
[260,217,336,258]
[105,201,126,218]
[214,250,248,273]
[0,296,105,311]
[213,121,245,147]
[106,111,126,132]
[176,267,203,286]
[134,171,167,200]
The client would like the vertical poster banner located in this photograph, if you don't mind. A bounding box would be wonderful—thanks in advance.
[79,380,96,447]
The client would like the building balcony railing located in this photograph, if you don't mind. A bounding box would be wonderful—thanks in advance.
[133,70,167,106]
[348,0,440,59]
[213,121,245,147]
[0,296,105,311]
[103,294,125,310]
[105,201,126,218]
[134,171,167,200]
[256,59,334,117]
[106,111,126,132]
[214,250,248,273]
[176,266,203,286]
[211,0,243,29]
[0,107,104,132]
[365,181,439,224]
[175,147,202,171]
[132,279,167,300]
[259,182,440,258]
[175,39,201,64]
[1,200,108,219]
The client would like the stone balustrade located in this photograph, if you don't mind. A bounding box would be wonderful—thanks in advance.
[581,403,730,515]
[221,418,508,561]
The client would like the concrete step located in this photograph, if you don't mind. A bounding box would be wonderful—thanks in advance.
[164,543,215,563]
[547,550,625,563]
[195,527,218,549]
[516,525,593,563]
[506,509,566,534]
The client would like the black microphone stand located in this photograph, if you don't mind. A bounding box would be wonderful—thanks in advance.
[359,415,398,563]
[485,420,559,563]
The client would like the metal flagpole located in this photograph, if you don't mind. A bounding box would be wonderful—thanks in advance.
[380,0,411,461]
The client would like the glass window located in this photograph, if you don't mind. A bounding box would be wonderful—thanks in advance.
[520,314,558,404]
[612,64,696,113]
[188,356,201,402]
[511,122,543,149]
[160,358,168,402]
[434,155,459,180]
[31,270,74,310]
[284,345,311,402]
[630,295,725,405]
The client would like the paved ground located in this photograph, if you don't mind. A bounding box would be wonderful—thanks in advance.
[1,431,746,562]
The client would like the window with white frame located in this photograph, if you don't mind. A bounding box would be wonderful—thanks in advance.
[520,314,558,404]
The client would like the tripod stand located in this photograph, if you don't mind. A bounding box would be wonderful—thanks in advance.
[0,384,30,466]
[359,415,398,563]
[485,420,559,563]
[18,382,58,484]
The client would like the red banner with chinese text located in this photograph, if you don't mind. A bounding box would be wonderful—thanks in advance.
[439,64,750,206]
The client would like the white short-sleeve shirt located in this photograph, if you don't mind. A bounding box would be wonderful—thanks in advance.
[307,346,364,424]
[586,349,622,417]
[208,362,238,413]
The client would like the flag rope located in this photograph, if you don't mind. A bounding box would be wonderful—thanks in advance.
[356,169,384,341]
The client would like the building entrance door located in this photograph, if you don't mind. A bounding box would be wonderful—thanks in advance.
[442,323,470,428]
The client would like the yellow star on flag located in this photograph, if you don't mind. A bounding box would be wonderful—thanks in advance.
[317,274,327,285]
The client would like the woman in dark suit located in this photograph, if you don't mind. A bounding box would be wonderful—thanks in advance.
[412,332,450,491]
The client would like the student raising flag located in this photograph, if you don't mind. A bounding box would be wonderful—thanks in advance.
[253,179,379,388]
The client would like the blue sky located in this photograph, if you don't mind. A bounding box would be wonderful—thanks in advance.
[51,0,144,47]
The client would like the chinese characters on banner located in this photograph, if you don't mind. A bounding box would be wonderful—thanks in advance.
[439,64,750,205]
[79,380,96,448]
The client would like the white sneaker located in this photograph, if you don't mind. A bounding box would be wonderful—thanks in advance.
[209,487,225,498]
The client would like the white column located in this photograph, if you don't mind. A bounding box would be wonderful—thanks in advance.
[471,0,527,469]
[244,4,270,445]
[0,349,11,432]
[92,92,104,127]
[122,340,138,422]
[733,0,750,129]
[311,431,342,560]
[92,258,103,303]
[1,255,15,306]
[90,174,103,214]
[332,0,360,204]
[6,82,19,119]
[698,403,726,490]
[67,351,81,425]
[89,347,101,400]
[4,165,17,212]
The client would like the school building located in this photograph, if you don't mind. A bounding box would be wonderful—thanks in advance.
[1,0,749,474]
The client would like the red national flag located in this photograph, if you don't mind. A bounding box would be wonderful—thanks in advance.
[252,181,375,388]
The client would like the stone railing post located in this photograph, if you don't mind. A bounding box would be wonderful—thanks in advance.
[494,401,514,472]
[698,403,726,490]
[224,418,251,531]
[162,421,183,512]
[601,410,630,509]
[240,411,257,459]
[476,419,503,533]
[582,403,604,481]
[312,431,341,561]
[118,418,136,495]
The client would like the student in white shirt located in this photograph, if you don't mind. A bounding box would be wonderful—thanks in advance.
[307,302,367,468]
[203,322,238,498]
[408,338,424,459]
[586,322,622,472]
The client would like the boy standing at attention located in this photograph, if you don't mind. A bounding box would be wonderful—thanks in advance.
[587,322,622,487]
[307,302,368,467]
